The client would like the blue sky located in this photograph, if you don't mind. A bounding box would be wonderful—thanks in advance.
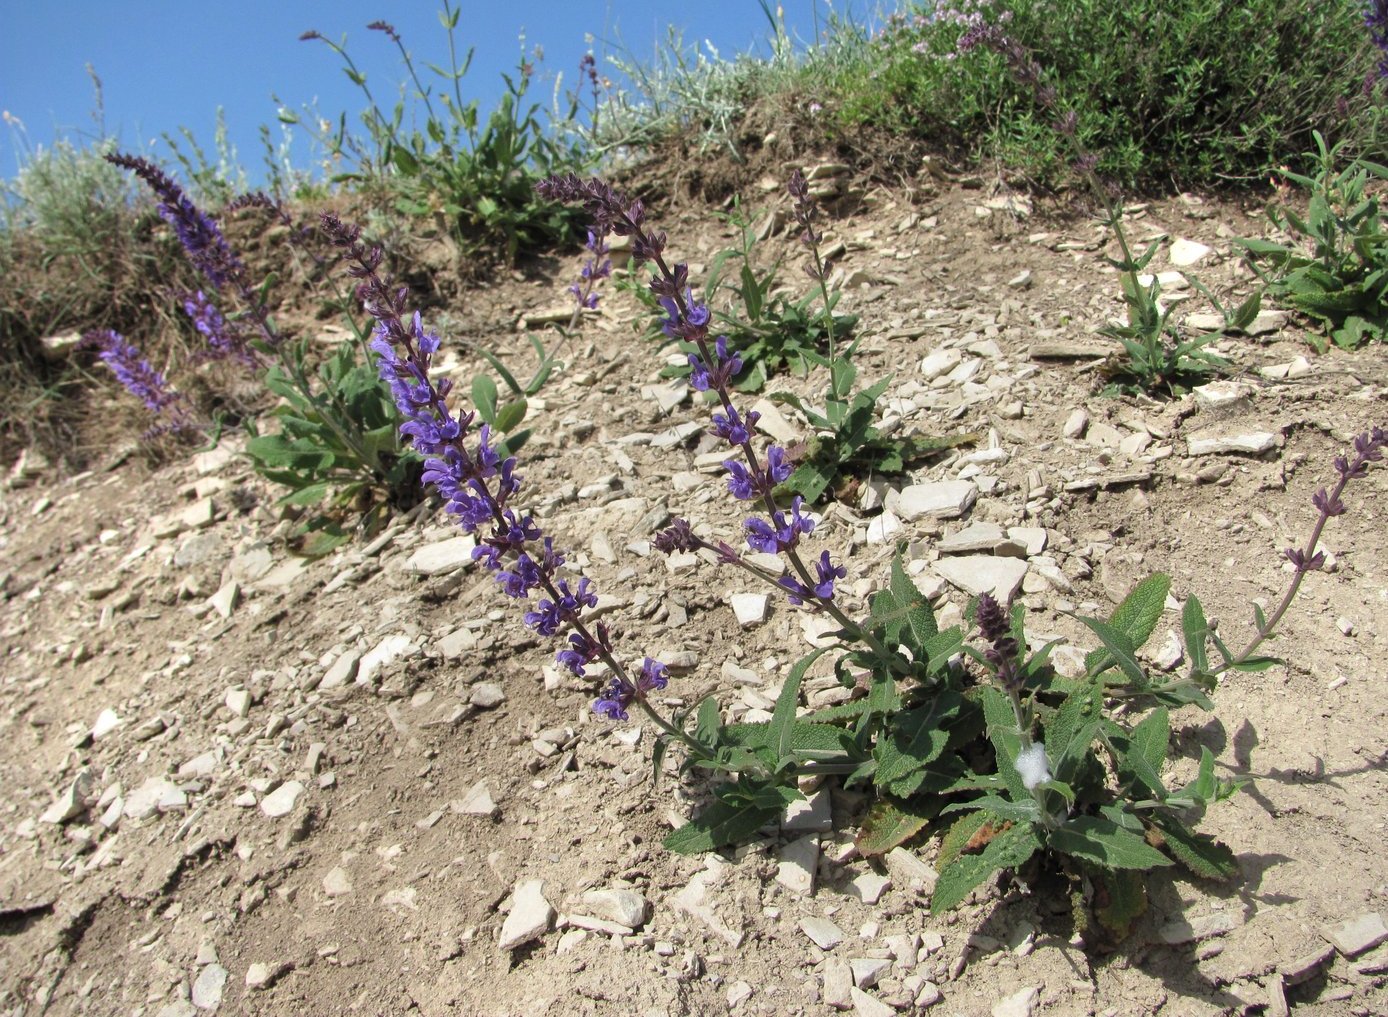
[1,1,882,185]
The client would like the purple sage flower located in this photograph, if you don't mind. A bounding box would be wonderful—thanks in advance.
[779,550,847,605]
[594,657,669,721]
[86,329,188,427]
[744,496,814,554]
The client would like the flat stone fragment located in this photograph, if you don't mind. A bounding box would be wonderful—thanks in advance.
[470,683,506,708]
[851,957,892,989]
[1186,432,1278,456]
[730,593,769,628]
[580,888,650,929]
[749,397,800,442]
[156,1002,198,1017]
[40,770,95,824]
[124,777,186,820]
[783,789,833,833]
[1323,912,1388,958]
[225,688,251,718]
[91,708,123,740]
[358,634,419,685]
[452,781,497,817]
[322,866,353,897]
[209,580,239,619]
[1008,526,1048,555]
[937,522,1008,555]
[320,650,359,689]
[726,981,753,1008]
[801,915,846,950]
[191,963,228,1010]
[895,480,977,521]
[181,497,216,531]
[259,781,305,819]
[178,752,219,780]
[1193,381,1251,412]
[405,535,477,574]
[884,848,938,894]
[1169,238,1212,266]
[776,835,820,895]
[865,511,903,544]
[1281,943,1336,985]
[846,871,891,905]
[823,956,854,1009]
[920,348,963,380]
[850,986,896,1017]
[933,555,1028,602]
[499,880,555,951]
[672,868,744,947]
[992,986,1040,1017]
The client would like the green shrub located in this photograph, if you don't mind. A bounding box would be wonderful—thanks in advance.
[824,0,1379,187]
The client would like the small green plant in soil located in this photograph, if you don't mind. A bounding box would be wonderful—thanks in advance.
[1237,131,1388,351]
[769,170,975,503]
[295,7,583,263]
[624,196,857,394]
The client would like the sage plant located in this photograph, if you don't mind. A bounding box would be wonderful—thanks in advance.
[319,212,683,731]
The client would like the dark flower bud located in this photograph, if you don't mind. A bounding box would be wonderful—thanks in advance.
[653,518,698,554]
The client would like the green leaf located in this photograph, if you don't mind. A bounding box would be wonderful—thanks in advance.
[1043,680,1103,785]
[874,690,963,797]
[1083,574,1170,675]
[278,481,334,508]
[1181,596,1210,675]
[1077,615,1150,688]
[890,550,938,646]
[493,397,528,434]
[940,795,1041,824]
[1149,815,1239,881]
[471,374,499,424]
[978,687,1031,802]
[695,696,721,748]
[1048,816,1174,869]
[855,798,934,856]
[1093,868,1149,940]
[931,821,1041,912]
[1123,707,1170,799]
[664,800,779,854]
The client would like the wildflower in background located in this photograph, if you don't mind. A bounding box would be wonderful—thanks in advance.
[1367,1,1388,79]
[567,230,611,310]
[319,211,667,719]
[85,329,190,431]
[105,154,242,288]
[538,173,858,626]
[182,291,258,366]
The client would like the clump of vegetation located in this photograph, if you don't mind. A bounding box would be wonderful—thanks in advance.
[1239,131,1388,350]
[823,0,1380,188]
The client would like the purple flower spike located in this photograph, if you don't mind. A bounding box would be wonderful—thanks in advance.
[712,406,760,447]
[106,154,242,289]
[87,329,185,418]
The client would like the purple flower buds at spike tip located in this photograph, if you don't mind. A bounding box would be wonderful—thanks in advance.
[106,154,242,289]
